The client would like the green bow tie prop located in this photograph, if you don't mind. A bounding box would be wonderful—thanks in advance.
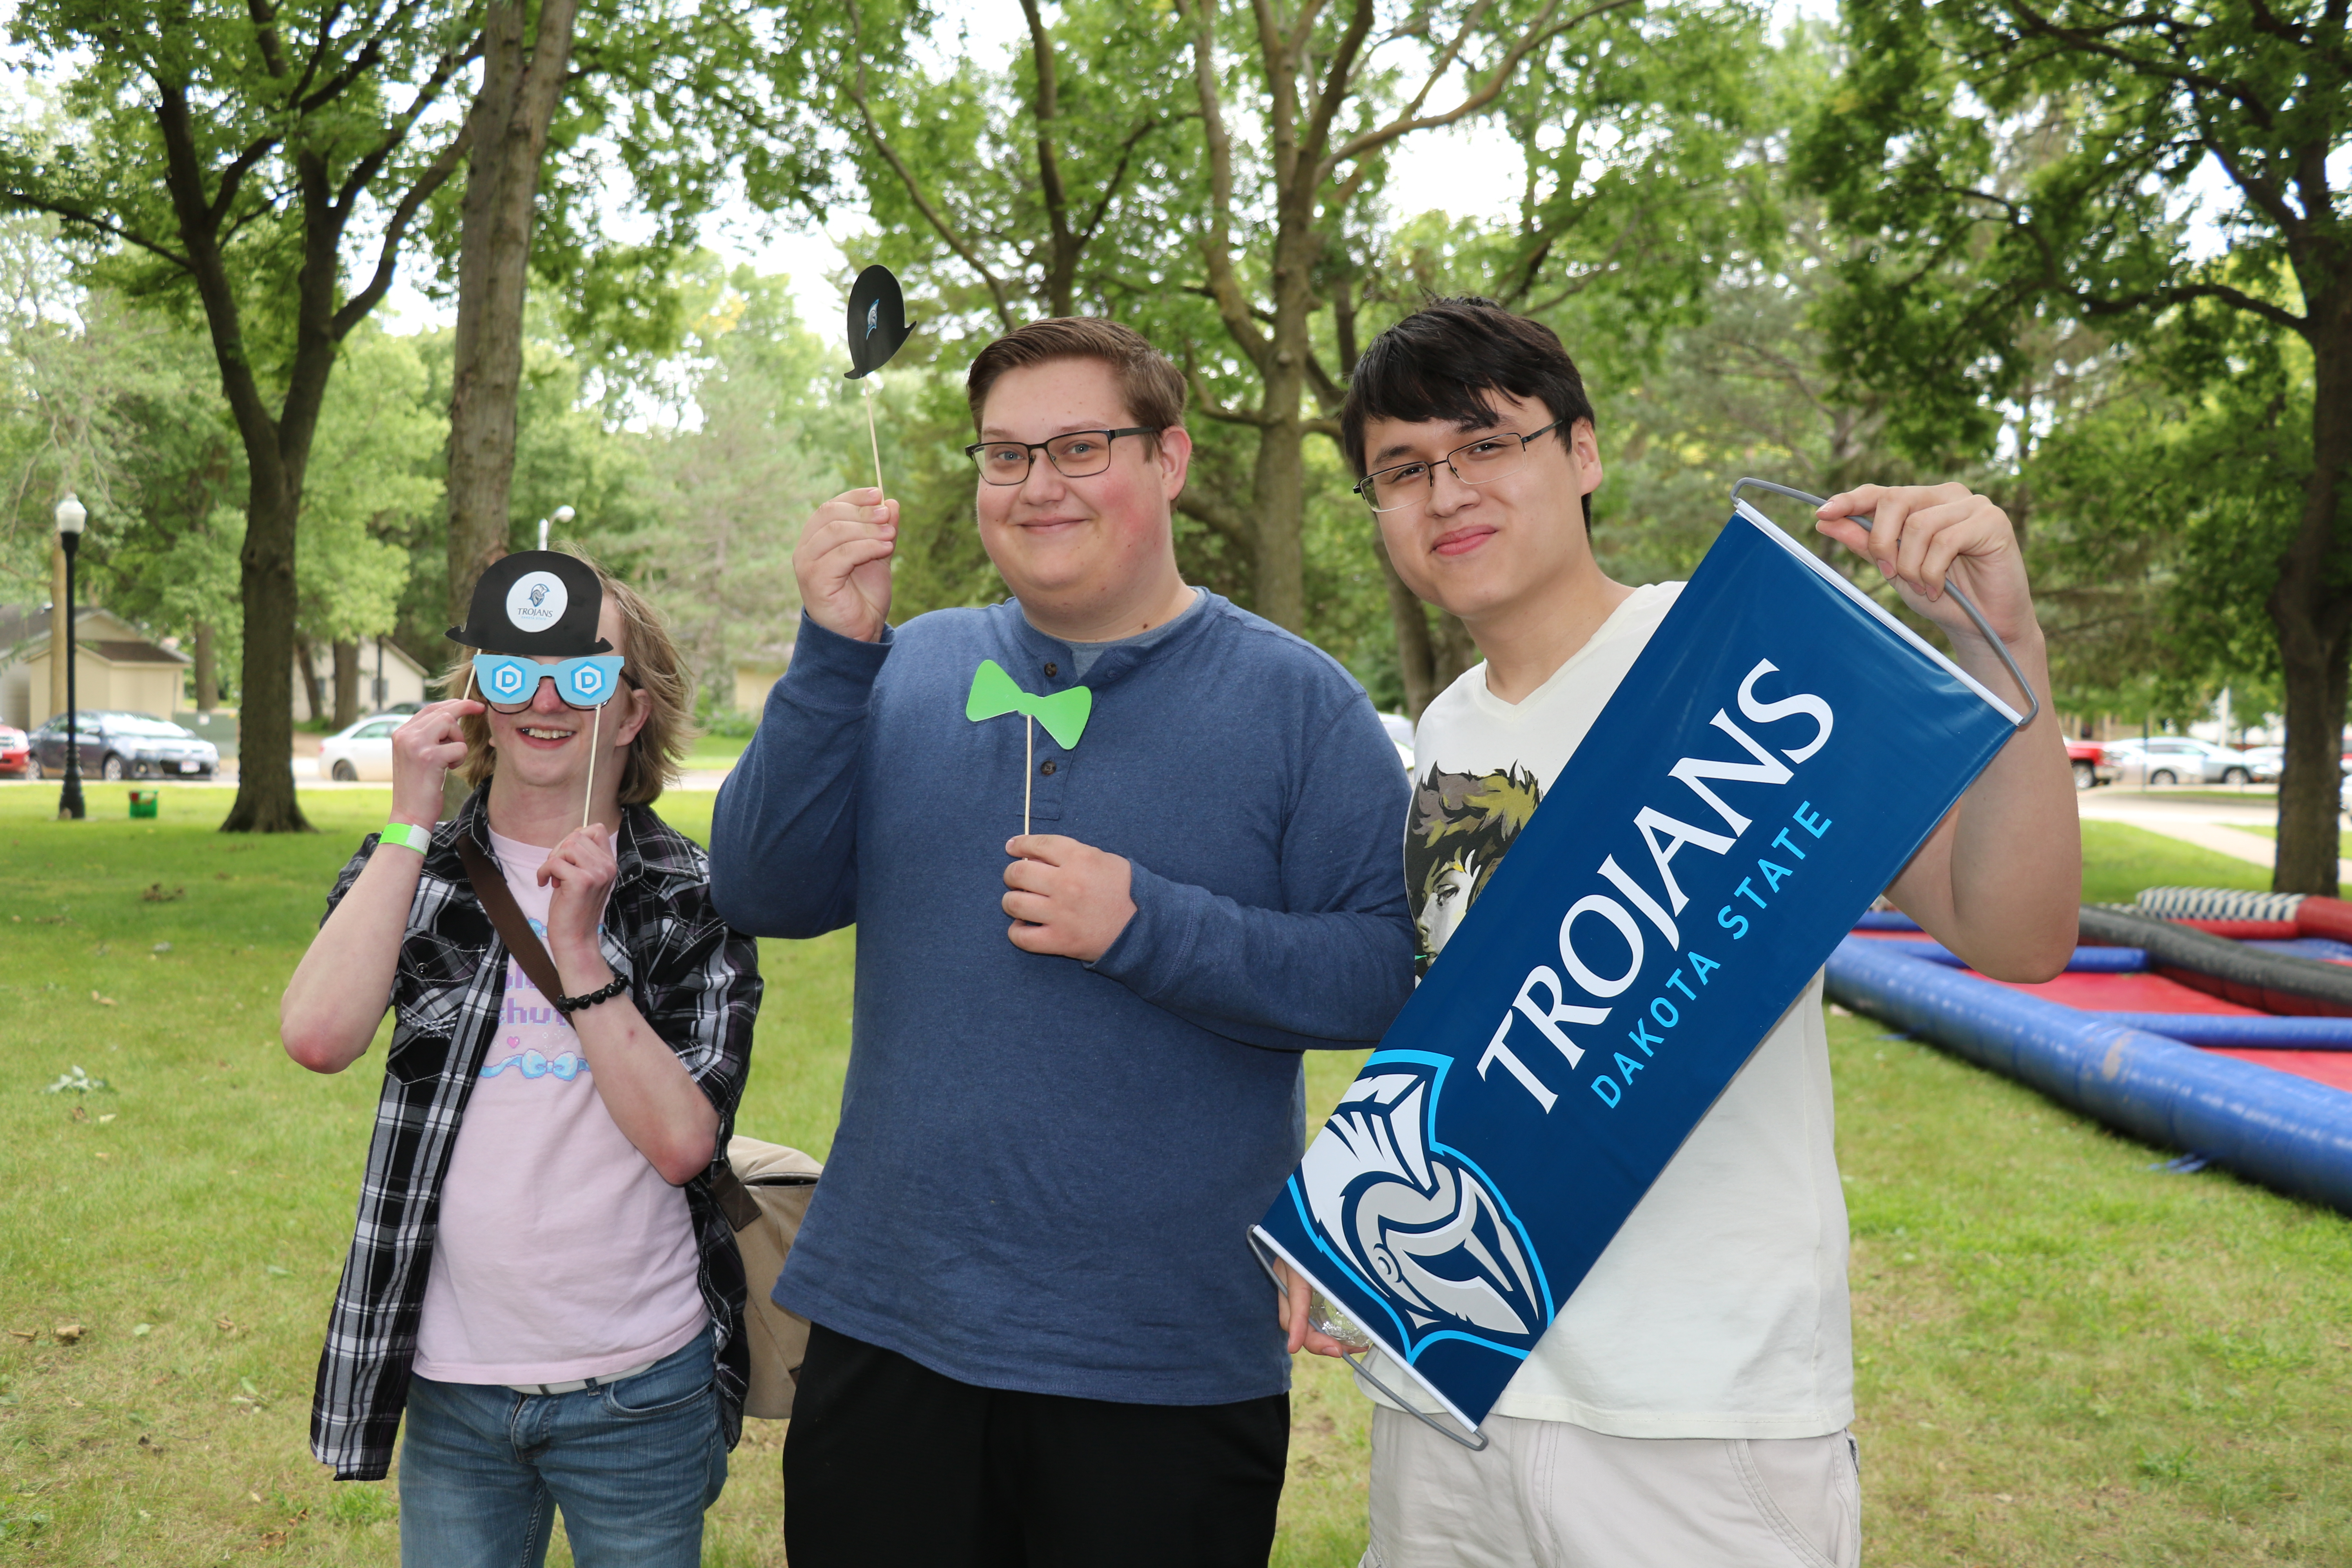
[966,659,1093,747]
[967,659,1093,835]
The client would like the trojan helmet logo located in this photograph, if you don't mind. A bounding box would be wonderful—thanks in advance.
[505,570,568,630]
[1298,1057,1548,1352]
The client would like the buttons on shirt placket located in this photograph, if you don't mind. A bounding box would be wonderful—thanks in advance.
[1025,657,1073,824]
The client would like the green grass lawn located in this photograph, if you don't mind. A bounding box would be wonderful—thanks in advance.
[2229,823,2352,862]
[679,735,748,771]
[3,795,2348,1564]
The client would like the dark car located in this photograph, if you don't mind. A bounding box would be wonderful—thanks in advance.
[27,711,219,781]
[0,724,27,777]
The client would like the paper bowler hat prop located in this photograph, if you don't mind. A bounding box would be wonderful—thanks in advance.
[446,550,612,657]
[844,265,915,379]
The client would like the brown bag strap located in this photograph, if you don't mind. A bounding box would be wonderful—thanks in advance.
[454,832,570,1005]
[708,1161,761,1230]
[454,829,740,1196]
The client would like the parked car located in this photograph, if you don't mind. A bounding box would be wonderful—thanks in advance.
[0,724,27,778]
[2238,744,2285,782]
[2067,740,2117,791]
[1378,711,1415,770]
[25,711,220,781]
[317,712,414,782]
[2102,736,2256,786]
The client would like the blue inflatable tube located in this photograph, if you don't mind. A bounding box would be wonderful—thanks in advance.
[1868,938,2146,973]
[2096,1014,2352,1050]
[1826,938,2352,1214]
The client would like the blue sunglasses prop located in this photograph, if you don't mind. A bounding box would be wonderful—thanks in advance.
[472,653,628,711]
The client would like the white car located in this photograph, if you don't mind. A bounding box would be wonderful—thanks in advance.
[1379,712,1415,770]
[2103,736,2256,786]
[318,712,413,782]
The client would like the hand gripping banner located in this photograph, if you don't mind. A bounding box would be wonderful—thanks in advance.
[1252,496,2031,1436]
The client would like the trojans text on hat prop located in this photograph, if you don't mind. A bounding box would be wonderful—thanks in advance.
[447,551,612,657]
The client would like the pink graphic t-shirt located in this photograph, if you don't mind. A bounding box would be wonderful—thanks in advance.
[412,828,707,1385]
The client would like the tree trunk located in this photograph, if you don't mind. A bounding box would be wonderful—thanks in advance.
[1378,532,1441,720]
[1374,532,1479,723]
[1248,226,1320,632]
[332,639,361,729]
[1249,405,1307,632]
[2268,329,2352,894]
[443,0,580,631]
[223,477,310,833]
[294,635,324,723]
[48,535,67,720]
[192,621,218,712]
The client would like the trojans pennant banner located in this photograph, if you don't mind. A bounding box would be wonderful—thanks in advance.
[1252,503,2026,1432]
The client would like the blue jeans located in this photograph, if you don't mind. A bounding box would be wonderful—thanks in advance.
[396,1325,727,1568]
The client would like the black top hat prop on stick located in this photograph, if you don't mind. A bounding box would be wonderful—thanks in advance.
[448,550,621,833]
[844,265,916,492]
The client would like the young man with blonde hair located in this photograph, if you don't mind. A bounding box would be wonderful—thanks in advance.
[284,553,762,1568]
[1290,297,2077,1566]
[711,318,1417,1566]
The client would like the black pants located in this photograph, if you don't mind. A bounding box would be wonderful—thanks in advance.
[782,1321,1289,1568]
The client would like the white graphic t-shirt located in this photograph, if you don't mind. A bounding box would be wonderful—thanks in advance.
[1364,582,1855,1438]
[412,829,707,1385]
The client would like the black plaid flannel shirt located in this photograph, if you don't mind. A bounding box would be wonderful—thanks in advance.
[307,789,761,1480]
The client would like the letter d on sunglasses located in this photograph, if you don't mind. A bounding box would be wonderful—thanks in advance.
[474,653,627,711]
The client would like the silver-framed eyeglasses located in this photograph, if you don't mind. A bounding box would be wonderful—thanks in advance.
[1354,420,1563,513]
[964,427,1157,485]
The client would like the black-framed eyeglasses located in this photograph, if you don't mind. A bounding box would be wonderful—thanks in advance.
[964,428,1157,485]
[1353,421,1564,513]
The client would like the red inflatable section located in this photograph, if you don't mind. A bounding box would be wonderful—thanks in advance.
[1987,972,2254,1014]
[2205,1048,2352,1094]
[2298,896,2352,945]
[2174,918,2300,940]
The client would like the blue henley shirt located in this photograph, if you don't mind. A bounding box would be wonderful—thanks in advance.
[708,592,1416,1405]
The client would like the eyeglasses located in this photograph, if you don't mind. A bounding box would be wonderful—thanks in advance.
[1354,421,1564,513]
[472,653,632,713]
[963,428,1157,485]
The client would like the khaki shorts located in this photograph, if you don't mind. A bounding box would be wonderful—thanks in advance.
[1363,1405,1861,1568]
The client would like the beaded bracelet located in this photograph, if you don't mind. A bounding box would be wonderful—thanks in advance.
[555,974,629,1015]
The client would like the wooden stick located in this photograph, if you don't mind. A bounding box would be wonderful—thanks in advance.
[863,379,884,494]
[582,701,600,833]
[1024,714,1033,838]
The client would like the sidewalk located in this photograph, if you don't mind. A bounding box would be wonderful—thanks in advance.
[2075,787,2352,885]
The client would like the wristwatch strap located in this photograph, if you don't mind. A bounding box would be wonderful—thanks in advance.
[379,821,434,855]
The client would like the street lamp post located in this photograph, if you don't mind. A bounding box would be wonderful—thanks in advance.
[54,493,86,821]
[536,503,575,552]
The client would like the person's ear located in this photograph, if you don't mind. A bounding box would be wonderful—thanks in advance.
[610,684,652,750]
[1568,418,1603,497]
[1156,425,1193,502]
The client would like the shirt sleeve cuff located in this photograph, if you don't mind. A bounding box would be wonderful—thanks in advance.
[1087,860,1204,1002]
[779,610,894,710]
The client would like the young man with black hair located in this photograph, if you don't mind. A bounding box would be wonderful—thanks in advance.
[1287,298,2078,1566]
[711,317,1417,1566]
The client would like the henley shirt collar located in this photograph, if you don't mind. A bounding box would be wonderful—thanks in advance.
[1000,588,1221,692]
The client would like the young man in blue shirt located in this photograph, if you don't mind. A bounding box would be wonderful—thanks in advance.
[709,317,1417,1566]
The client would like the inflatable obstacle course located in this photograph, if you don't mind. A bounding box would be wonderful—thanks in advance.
[1829,889,2352,1215]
